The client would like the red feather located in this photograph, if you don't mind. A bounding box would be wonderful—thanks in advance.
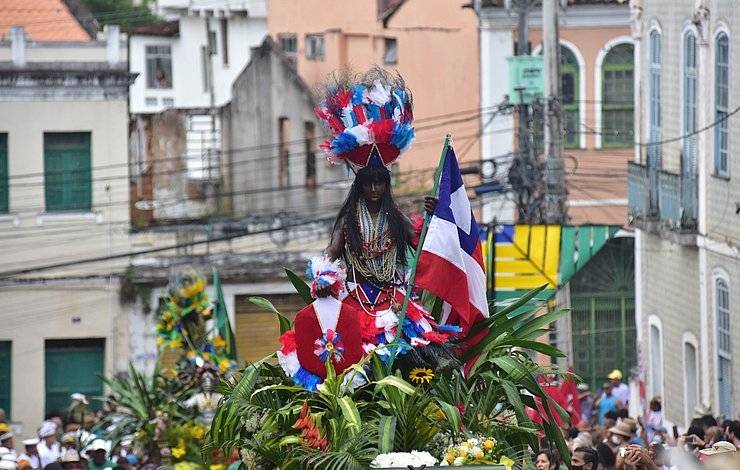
[279,330,297,354]
[369,119,395,145]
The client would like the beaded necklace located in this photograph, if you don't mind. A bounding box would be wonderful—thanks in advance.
[344,198,398,283]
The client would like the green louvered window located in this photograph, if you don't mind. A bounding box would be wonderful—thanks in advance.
[44,132,91,212]
[602,43,634,147]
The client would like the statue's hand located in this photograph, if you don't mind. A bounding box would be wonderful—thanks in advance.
[424,196,438,215]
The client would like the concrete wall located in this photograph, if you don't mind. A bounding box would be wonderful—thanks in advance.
[129,15,267,113]
[227,40,346,217]
[0,280,128,442]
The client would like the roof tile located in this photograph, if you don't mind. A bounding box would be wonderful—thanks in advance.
[0,0,92,42]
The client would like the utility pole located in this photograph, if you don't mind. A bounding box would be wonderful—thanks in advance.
[542,0,567,224]
[507,0,536,223]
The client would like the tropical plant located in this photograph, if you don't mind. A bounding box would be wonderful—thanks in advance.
[203,281,573,469]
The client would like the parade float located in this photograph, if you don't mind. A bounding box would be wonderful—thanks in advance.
[100,269,240,470]
[199,69,574,469]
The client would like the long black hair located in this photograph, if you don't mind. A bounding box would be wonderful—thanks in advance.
[334,165,411,267]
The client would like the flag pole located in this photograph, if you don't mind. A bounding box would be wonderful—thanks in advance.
[387,134,452,371]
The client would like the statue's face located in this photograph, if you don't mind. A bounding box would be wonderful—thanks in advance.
[362,179,386,204]
[202,373,214,392]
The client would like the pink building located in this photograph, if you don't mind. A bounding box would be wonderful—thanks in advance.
[267,0,480,174]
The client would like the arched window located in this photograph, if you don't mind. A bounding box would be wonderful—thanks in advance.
[602,43,634,147]
[683,31,698,176]
[649,323,663,398]
[714,32,730,177]
[716,278,732,417]
[561,46,580,149]
[683,340,698,425]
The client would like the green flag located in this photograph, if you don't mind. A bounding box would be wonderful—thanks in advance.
[213,267,238,360]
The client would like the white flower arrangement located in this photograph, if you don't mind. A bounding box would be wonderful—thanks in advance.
[371,451,439,468]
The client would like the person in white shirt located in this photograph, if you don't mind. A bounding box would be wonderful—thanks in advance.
[0,424,15,459]
[607,369,630,408]
[17,439,40,470]
[36,422,61,468]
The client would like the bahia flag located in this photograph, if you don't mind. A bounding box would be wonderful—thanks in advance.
[415,145,489,331]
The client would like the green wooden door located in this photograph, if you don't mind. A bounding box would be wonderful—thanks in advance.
[44,133,91,212]
[0,342,10,418]
[571,293,636,391]
[0,134,7,213]
[45,339,104,414]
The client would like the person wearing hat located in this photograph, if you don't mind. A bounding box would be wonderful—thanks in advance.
[59,434,76,453]
[700,441,740,469]
[607,369,629,408]
[60,450,85,470]
[607,421,633,454]
[37,422,61,468]
[0,453,17,470]
[84,440,112,470]
[577,383,594,424]
[0,424,15,458]
[595,382,621,425]
[66,395,88,430]
[16,439,40,470]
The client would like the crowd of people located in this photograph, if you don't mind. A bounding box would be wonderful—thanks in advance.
[535,369,740,470]
[0,394,135,470]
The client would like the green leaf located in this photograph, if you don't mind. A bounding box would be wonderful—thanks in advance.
[516,309,568,339]
[377,415,397,453]
[248,296,292,334]
[337,397,361,433]
[250,384,305,400]
[467,285,548,338]
[285,268,314,304]
[500,381,537,448]
[435,400,462,434]
[278,436,303,447]
[507,339,566,357]
[374,376,417,396]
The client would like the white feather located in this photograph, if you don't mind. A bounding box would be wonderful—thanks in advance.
[367,80,391,106]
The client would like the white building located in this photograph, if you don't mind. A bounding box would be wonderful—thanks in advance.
[128,0,267,113]
[629,0,740,428]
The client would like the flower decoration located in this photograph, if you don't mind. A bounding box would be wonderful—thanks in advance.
[408,367,435,384]
[441,437,513,468]
[371,451,438,468]
[306,256,347,299]
[313,329,345,364]
[292,402,328,451]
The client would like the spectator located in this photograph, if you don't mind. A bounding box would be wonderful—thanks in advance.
[66,395,88,431]
[17,439,40,470]
[59,451,84,470]
[595,382,620,425]
[644,397,664,443]
[624,418,646,447]
[535,449,560,470]
[59,435,76,453]
[571,421,594,450]
[699,440,738,469]
[37,422,61,468]
[84,441,112,470]
[571,446,599,470]
[596,442,616,470]
[607,369,630,408]
[726,420,740,447]
[704,426,724,448]
[0,454,17,470]
[577,383,594,424]
[608,422,633,453]
[0,424,15,458]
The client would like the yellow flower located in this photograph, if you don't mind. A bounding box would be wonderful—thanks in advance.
[445,452,455,464]
[189,426,205,440]
[156,337,164,345]
[499,455,514,470]
[170,339,183,349]
[209,465,225,470]
[483,439,495,450]
[212,336,226,348]
[203,352,210,360]
[171,447,186,459]
[458,447,468,458]
[408,368,435,384]
[474,450,484,460]
[219,359,231,372]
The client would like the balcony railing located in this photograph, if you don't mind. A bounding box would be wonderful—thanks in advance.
[658,170,697,230]
[627,162,697,233]
[628,162,651,220]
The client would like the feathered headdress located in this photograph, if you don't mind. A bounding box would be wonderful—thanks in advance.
[314,67,415,171]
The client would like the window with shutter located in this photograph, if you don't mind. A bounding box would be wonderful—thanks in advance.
[0,134,7,213]
[602,44,634,147]
[44,132,92,212]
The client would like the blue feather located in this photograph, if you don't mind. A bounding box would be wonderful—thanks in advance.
[366,104,381,122]
[293,367,322,392]
[331,132,359,154]
[352,85,365,105]
[391,123,415,151]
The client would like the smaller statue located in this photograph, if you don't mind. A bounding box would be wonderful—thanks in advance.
[182,366,222,425]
